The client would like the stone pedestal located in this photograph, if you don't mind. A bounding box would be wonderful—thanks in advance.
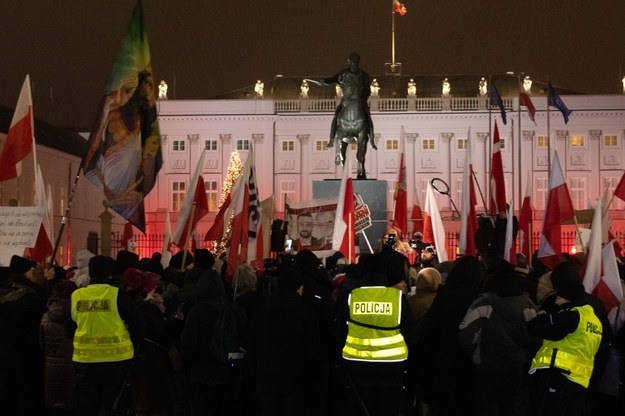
[313,179,387,254]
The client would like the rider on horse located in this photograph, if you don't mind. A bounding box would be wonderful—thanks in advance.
[321,53,376,179]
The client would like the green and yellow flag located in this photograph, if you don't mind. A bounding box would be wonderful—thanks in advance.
[82,1,161,232]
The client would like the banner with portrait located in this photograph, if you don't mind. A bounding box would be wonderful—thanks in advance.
[285,197,337,256]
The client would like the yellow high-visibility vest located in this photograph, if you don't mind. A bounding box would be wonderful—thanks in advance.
[342,286,408,362]
[71,284,134,363]
[529,305,602,388]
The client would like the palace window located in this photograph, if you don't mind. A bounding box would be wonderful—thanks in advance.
[172,181,186,212]
[457,138,467,150]
[569,177,586,210]
[205,180,218,212]
[204,140,218,151]
[386,139,399,151]
[281,140,295,152]
[537,136,548,148]
[173,140,185,151]
[422,138,436,151]
[315,140,329,151]
[604,135,618,147]
[570,135,584,147]
[535,177,547,211]
[236,139,250,151]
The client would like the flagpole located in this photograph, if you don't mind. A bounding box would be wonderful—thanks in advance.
[28,75,38,184]
[547,76,552,175]
[517,74,523,216]
[180,203,197,271]
[488,75,493,211]
[391,2,396,67]
[360,230,374,254]
[49,165,82,267]
[348,211,353,263]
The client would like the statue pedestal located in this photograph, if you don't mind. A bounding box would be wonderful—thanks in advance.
[313,179,387,255]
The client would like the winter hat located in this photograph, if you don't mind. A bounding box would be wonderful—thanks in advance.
[556,278,586,302]
[122,268,145,292]
[9,255,34,275]
[76,249,95,269]
[493,260,516,280]
[277,267,304,291]
[193,249,215,270]
[550,261,581,289]
[89,255,114,280]
[115,250,139,274]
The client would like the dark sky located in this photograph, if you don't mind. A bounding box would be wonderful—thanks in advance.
[1,0,624,130]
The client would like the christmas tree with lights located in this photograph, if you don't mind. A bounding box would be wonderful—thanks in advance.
[212,150,242,255]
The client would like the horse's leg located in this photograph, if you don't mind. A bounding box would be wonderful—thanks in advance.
[334,136,343,165]
[356,134,367,180]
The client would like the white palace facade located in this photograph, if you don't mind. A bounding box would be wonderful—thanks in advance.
[144,76,625,254]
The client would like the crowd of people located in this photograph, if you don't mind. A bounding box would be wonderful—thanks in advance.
[1,234,624,416]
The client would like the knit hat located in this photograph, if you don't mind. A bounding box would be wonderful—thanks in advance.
[9,255,34,275]
[76,249,95,269]
[89,255,114,280]
[556,278,586,302]
[115,250,139,274]
[193,249,215,270]
[277,267,304,291]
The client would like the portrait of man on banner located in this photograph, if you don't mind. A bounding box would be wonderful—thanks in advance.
[286,197,337,254]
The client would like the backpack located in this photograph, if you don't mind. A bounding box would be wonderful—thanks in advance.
[209,300,248,363]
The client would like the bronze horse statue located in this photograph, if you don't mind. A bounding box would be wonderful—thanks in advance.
[325,71,376,179]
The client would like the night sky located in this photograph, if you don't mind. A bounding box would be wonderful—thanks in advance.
[1,0,623,130]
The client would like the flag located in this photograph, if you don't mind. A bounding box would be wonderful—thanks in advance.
[489,81,507,125]
[503,200,516,264]
[547,82,572,124]
[537,152,576,270]
[518,171,533,262]
[423,181,448,262]
[393,0,407,15]
[226,144,261,278]
[392,126,408,237]
[81,2,162,232]
[582,199,623,311]
[160,210,174,269]
[332,146,356,263]
[28,165,53,262]
[613,171,625,203]
[410,191,424,235]
[519,92,536,123]
[459,129,478,257]
[0,75,35,181]
[489,120,507,215]
[172,150,208,249]
[204,194,232,242]
[121,222,134,251]
[256,196,275,270]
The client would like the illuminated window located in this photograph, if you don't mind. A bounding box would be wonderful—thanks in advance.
[537,136,548,148]
[499,138,506,149]
[457,138,467,150]
[422,138,436,151]
[604,176,624,209]
[282,140,295,152]
[205,180,218,212]
[236,139,250,151]
[204,140,218,151]
[173,140,185,151]
[386,139,399,151]
[172,181,186,212]
[569,177,586,210]
[604,135,618,147]
[279,180,295,210]
[570,135,584,147]
[315,140,328,151]
[535,177,547,210]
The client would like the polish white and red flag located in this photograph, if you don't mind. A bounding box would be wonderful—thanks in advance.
[0,75,35,181]
[160,210,174,269]
[226,144,262,278]
[489,121,507,215]
[518,171,534,262]
[519,91,537,124]
[391,126,408,238]
[393,0,407,15]
[537,152,575,270]
[582,198,623,312]
[410,191,424,236]
[28,165,53,263]
[172,150,209,249]
[423,181,448,262]
[459,128,478,257]
[332,147,356,263]
[503,200,516,265]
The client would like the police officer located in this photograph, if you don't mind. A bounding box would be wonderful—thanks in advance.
[341,252,412,415]
[528,265,602,416]
[69,255,145,415]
